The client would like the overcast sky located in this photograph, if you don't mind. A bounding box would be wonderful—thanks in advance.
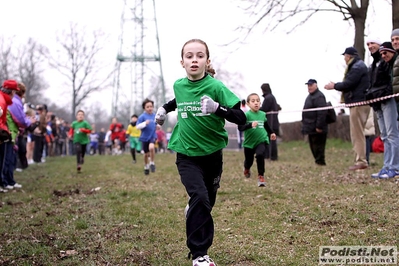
[0,0,393,123]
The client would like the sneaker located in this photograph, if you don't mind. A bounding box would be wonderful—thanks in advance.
[244,168,251,178]
[150,164,156,173]
[0,188,8,193]
[15,168,23,172]
[371,169,387,178]
[144,168,150,175]
[77,165,81,173]
[379,169,398,179]
[13,183,22,189]
[4,185,14,190]
[132,160,136,164]
[258,175,265,187]
[193,255,216,266]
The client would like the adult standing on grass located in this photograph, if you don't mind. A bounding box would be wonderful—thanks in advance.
[260,83,280,161]
[0,80,20,192]
[324,47,370,171]
[368,42,399,179]
[69,110,92,173]
[301,79,328,166]
[155,39,246,266]
[238,93,276,187]
[391,29,399,121]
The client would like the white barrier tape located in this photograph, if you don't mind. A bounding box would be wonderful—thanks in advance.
[265,92,399,115]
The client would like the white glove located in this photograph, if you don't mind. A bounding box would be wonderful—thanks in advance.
[201,95,219,114]
[155,107,167,125]
[0,106,2,117]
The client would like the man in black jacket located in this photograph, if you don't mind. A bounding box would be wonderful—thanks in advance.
[302,79,328,166]
[260,83,280,161]
[325,47,370,170]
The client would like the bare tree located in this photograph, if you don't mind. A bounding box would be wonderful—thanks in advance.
[49,23,115,122]
[237,0,370,59]
[0,36,17,81]
[17,38,49,104]
[392,0,399,29]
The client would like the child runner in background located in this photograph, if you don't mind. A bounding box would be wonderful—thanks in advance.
[69,110,92,172]
[238,93,276,187]
[136,98,157,175]
[126,114,141,164]
[89,129,99,155]
[155,39,246,266]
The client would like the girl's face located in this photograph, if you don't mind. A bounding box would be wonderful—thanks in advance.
[180,42,210,81]
[247,95,261,112]
[76,111,84,121]
[144,102,154,114]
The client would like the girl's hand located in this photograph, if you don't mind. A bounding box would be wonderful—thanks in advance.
[251,121,258,128]
[270,133,277,141]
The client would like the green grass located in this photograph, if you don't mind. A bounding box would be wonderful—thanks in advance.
[0,140,398,265]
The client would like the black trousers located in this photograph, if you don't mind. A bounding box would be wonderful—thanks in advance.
[308,133,327,165]
[176,150,223,260]
[265,135,278,160]
[74,143,87,165]
[33,135,45,163]
[17,135,28,169]
[244,143,267,176]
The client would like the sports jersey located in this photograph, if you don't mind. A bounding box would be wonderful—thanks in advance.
[168,75,240,156]
[126,123,141,138]
[242,110,269,149]
[137,112,156,142]
[71,120,92,144]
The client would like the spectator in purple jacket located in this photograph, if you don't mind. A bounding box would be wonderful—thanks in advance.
[8,82,36,170]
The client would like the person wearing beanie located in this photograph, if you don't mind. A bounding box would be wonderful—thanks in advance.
[324,47,371,171]
[0,80,19,192]
[368,41,399,178]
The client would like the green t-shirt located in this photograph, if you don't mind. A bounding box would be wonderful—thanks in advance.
[168,75,240,156]
[242,110,269,149]
[71,120,92,144]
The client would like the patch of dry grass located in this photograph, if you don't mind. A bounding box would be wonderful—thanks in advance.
[0,139,398,265]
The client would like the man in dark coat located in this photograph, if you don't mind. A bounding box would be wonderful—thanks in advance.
[260,83,280,161]
[302,79,328,166]
[325,47,370,170]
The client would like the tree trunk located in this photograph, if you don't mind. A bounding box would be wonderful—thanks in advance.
[393,0,399,29]
[352,4,368,60]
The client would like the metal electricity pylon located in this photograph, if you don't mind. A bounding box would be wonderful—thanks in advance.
[112,0,166,119]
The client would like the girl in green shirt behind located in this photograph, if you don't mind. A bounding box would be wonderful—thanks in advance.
[238,93,276,187]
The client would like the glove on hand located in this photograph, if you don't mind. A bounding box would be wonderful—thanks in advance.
[200,95,219,114]
[155,107,167,125]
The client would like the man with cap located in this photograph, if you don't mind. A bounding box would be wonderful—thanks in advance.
[368,42,399,178]
[324,47,370,170]
[0,80,19,192]
[301,79,328,166]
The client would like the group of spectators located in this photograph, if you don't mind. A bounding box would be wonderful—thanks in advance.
[301,28,399,179]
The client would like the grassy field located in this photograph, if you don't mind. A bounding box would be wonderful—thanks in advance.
[0,139,398,266]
